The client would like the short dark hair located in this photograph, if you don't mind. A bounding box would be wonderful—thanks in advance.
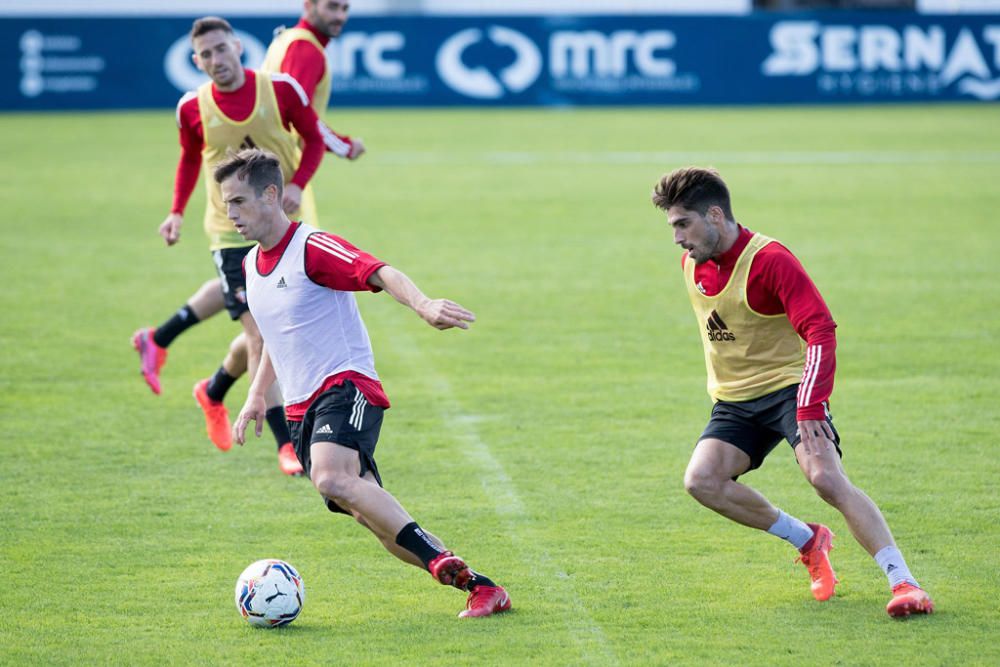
[212,148,284,198]
[651,167,734,220]
[190,16,235,41]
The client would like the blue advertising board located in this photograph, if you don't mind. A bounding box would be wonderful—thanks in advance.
[2,12,999,110]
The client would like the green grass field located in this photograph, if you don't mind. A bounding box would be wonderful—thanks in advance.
[2,104,999,665]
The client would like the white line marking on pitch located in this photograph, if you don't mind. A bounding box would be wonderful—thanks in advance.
[385,327,618,665]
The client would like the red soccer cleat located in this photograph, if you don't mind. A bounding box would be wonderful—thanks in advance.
[427,551,472,589]
[131,327,167,395]
[277,442,304,477]
[459,585,511,618]
[797,523,838,601]
[192,379,232,451]
[886,583,934,618]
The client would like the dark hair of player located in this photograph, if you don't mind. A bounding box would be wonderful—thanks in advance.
[652,167,735,220]
[213,148,285,198]
[190,16,236,41]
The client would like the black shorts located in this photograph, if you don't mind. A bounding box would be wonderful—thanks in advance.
[287,381,385,514]
[698,384,842,475]
[211,247,252,320]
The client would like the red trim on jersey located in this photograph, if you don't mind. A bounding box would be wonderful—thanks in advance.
[254,221,301,276]
[682,226,837,420]
[171,69,324,214]
[285,372,390,422]
[255,221,391,418]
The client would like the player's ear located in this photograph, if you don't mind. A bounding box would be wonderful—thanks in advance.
[234,38,244,59]
[265,183,279,204]
[192,52,202,71]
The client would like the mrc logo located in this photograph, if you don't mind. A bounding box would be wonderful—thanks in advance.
[435,26,699,99]
[326,30,428,95]
[762,21,1000,99]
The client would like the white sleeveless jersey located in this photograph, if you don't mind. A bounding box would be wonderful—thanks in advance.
[245,223,378,405]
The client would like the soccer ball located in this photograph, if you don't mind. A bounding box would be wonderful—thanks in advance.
[234,559,305,628]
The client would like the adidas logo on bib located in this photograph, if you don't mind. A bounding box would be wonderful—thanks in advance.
[706,310,736,342]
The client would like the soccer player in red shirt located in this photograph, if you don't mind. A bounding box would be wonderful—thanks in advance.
[263,0,366,160]
[652,167,933,618]
[219,148,510,618]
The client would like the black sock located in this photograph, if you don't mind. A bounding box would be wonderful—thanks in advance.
[205,367,237,403]
[266,406,292,449]
[394,522,445,569]
[466,572,497,590]
[153,304,199,348]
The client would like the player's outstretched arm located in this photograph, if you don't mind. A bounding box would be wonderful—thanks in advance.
[368,266,475,330]
[233,344,276,445]
[159,212,183,246]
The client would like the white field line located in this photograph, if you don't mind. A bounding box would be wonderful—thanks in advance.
[387,329,618,665]
[376,149,1000,166]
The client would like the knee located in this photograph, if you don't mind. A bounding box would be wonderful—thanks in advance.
[313,472,360,509]
[807,467,850,505]
[684,467,723,506]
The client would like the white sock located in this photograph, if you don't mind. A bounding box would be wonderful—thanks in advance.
[874,545,919,589]
[766,510,813,550]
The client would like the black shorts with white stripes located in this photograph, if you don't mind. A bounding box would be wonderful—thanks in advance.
[699,384,841,475]
[211,246,253,320]
[287,380,385,514]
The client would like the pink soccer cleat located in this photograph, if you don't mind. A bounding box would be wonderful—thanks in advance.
[131,327,167,395]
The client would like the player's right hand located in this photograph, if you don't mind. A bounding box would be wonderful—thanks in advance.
[347,137,366,160]
[418,298,476,330]
[233,394,267,446]
[159,213,183,246]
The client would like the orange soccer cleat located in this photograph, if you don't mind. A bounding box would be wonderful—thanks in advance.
[131,327,168,395]
[886,583,934,618]
[193,379,232,451]
[277,442,304,477]
[427,551,472,589]
[797,523,838,601]
[458,585,511,618]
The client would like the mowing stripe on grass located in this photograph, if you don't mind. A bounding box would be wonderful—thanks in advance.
[378,150,1000,166]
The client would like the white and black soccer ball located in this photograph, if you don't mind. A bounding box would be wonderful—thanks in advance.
[234,559,305,628]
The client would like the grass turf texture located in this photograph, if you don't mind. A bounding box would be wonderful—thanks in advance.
[1,105,998,666]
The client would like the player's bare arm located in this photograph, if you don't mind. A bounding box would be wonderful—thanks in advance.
[233,344,276,445]
[159,212,183,245]
[368,266,475,330]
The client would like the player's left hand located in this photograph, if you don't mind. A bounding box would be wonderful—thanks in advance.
[233,394,267,446]
[417,298,476,330]
[282,184,303,215]
[797,419,836,456]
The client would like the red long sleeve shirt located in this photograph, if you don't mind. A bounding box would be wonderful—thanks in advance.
[682,226,837,421]
[170,69,324,215]
[280,19,330,103]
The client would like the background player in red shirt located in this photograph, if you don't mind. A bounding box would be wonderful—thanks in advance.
[264,0,366,160]
[652,167,933,618]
